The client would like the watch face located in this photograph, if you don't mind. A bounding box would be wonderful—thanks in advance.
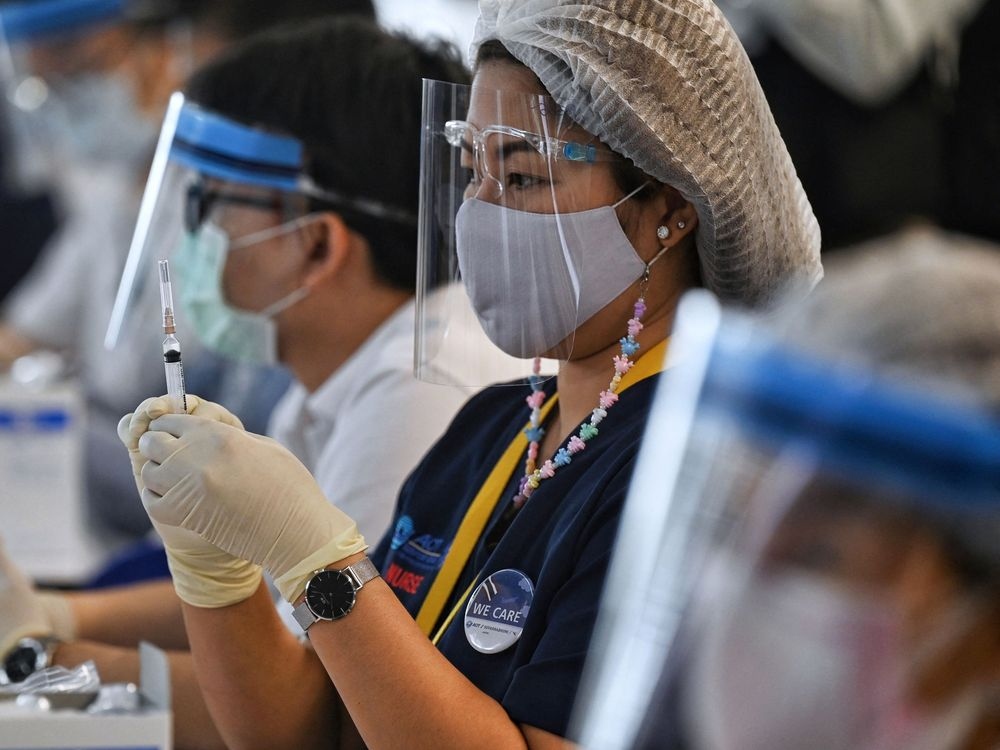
[305,569,357,620]
[3,644,42,684]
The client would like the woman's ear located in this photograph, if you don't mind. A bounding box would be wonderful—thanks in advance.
[300,212,355,290]
[654,190,699,250]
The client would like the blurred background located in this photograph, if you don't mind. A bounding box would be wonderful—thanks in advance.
[0,0,480,587]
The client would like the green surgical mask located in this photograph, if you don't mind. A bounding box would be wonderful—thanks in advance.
[175,221,310,365]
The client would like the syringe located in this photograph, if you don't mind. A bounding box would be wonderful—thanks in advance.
[158,260,187,414]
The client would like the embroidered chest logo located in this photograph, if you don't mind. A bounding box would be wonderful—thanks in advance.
[385,516,449,596]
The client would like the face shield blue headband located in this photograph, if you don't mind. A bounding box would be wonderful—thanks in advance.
[175,102,418,364]
[0,0,125,44]
[104,93,416,365]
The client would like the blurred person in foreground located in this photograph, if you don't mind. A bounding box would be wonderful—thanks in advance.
[575,238,1000,750]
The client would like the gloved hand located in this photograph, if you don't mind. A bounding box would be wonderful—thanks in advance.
[0,537,53,658]
[119,395,262,607]
[120,394,245,476]
[137,413,367,603]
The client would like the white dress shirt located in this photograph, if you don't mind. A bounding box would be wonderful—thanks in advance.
[268,298,474,546]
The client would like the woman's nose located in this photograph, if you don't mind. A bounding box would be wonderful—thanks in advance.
[468,174,503,204]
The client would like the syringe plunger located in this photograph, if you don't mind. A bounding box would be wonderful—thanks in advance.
[158,259,186,412]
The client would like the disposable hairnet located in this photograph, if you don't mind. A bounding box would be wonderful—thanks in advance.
[780,227,1000,411]
[776,229,1000,572]
[471,0,822,307]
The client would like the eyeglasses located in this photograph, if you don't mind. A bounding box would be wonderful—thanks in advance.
[184,179,294,234]
[184,177,418,235]
[444,120,620,193]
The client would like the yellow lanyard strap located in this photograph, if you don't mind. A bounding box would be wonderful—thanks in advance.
[415,337,670,638]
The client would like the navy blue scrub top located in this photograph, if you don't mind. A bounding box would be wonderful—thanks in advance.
[371,373,660,737]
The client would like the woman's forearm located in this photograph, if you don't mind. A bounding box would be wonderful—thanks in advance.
[306,555,537,750]
[181,581,341,750]
[181,565,554,750]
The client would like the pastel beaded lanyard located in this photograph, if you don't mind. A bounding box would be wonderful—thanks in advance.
[514,248,669,506]
[423,339,668,643]
[416,256,671,641]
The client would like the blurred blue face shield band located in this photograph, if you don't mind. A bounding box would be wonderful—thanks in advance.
[574,290,1000,750]
[0,0,125,44]
[699,319,1000,506]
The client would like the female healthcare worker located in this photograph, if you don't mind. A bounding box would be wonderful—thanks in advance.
[123,1,821,747]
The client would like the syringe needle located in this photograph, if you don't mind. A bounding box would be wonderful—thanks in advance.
[158,259,176,334]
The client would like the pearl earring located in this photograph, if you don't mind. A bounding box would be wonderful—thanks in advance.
[656,225,670,240]
[677,220,686,230]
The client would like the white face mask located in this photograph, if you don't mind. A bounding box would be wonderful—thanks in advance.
[683,570,904,750]
[454,184,659,359]
[6,72,157,189]
[175,220,310,365]
[682,568,985,750]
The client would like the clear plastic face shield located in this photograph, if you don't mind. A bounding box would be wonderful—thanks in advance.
[575,292,1000,750]
[416,79,649,386]
[0,0,180,188]
[105,93,414,363]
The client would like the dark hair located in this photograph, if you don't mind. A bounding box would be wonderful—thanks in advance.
[133,0,376,41]
[474,38,515,67]
[185,17,469,291]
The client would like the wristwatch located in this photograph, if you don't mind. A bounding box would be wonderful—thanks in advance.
[0,636,59,686]
[292,557,380,632]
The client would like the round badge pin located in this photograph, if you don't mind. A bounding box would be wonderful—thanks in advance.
[464,568,534,654]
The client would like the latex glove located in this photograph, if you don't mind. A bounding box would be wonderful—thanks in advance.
[119,394,245,487]
[138,414,367,603]
[0,537,52,657]
[119,396,262,607]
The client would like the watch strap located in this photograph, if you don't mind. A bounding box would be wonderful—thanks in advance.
[345,556,380,589]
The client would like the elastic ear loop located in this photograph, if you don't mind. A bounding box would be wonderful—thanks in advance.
[612,179,669,278]
[258,286,310,318]
[228,212,325,251]
[230,214,321,317]
[612,180,653,208]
